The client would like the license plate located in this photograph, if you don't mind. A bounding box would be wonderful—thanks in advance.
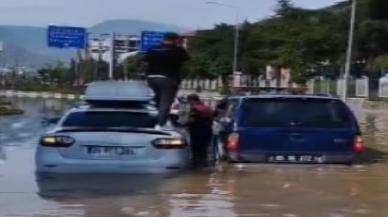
[267,155,323,163]
[85,146,135,156]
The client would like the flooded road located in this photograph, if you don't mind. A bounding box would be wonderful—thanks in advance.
[1,98,388,217]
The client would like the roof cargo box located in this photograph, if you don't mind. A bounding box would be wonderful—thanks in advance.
[84,81,154,103]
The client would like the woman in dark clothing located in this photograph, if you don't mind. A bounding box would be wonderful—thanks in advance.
[187,94,213,167]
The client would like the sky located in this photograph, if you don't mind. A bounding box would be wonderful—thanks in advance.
[0,0,341,29]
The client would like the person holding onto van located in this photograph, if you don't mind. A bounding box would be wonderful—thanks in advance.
[186,94,213,167]
[144,33,190,130]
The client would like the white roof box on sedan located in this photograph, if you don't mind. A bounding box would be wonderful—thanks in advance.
[85,80,154,102]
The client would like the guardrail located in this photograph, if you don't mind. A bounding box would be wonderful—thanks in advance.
[1,76,386,101]
[181,77,376,99]
[0,90,83,100]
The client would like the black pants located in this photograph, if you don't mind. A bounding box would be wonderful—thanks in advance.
[189,120,213,166]
[147,77,179,126]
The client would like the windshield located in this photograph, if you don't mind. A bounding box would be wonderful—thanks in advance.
[241,98,352,128]
[62,111,157,128]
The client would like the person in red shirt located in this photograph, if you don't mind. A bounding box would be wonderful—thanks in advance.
[186,94,213,168]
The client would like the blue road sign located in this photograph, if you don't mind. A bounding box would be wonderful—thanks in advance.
[140,31,167,52]
[48,25,87,49]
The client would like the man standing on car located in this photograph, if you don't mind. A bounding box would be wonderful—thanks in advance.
[144,33,190,130]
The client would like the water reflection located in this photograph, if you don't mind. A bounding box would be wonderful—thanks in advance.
[9,97,75,117]
[168,171,237,217]
[0,98,75,148]
[37,173,195,217]
[35,171,240,217]
[37,174,182,198]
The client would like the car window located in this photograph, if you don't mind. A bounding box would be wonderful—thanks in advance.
[240,98,352,128]
[62,111,157,128]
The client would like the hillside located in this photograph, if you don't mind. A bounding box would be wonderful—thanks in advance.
[90,19,184,35]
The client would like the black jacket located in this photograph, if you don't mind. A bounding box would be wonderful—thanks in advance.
[144,44,189,81]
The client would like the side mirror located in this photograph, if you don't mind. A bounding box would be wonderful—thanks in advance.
[41,117,60,127]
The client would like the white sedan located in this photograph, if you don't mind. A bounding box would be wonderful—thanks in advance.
[35,81,191,174]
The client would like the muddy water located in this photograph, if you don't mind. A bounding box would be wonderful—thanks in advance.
[0,98,388,217]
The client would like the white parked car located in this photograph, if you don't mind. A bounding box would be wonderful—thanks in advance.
[35,81,191,174]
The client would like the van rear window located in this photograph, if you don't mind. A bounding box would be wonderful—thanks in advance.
[240,98,352,128]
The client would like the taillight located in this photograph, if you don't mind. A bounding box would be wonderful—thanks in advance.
[152,138,187,149]
[40,135,75,147]
[353,136,364,154]
[227,133,239,152]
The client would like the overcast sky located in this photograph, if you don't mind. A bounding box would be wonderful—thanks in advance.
[0,0,341,29]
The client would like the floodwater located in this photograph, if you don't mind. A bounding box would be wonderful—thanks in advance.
[1,98,388,217]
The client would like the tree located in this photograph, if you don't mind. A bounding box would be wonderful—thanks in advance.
[368,55,388,72]
[187,23,235,78]
[276,0,294,17]
[78,59,95,83]
[357,20,388,59]
[68,58,77,85]
[186,0,388,84]
[124,56,141,79]
[368,0,388,20]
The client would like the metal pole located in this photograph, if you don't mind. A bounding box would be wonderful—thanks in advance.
[233,9,239,73]
[124,36,130,80]
[343,0,357,101]
[109,33,115,80]
[206,1,239,73]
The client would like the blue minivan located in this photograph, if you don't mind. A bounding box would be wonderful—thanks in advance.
[214,94,363,164]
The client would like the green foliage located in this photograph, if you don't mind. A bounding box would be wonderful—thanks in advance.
[0,98,23,115]
[369,55,388,70]
[368,0,388,20]
[275,0,294,17]
[187,24,235,78]
[37,61,68,85]
[187,0,388,83]
[119,56,142,79]
[357,20,388,59]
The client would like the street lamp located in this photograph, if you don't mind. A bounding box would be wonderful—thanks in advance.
[343,0,357,101]
[206,1,240,74]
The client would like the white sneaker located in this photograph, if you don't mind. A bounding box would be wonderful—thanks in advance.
[158,121,175,131]
[166,120,174,128]
[155,123,174,131]
[154,125,162,131]
[161,124,175,131]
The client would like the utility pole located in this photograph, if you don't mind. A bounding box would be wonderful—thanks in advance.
[123,36,130,80]
[343,0,357,101]
[109,33,115,80]
[206,1,240,74]
[232,10,240,74]
[0,41,3,88]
